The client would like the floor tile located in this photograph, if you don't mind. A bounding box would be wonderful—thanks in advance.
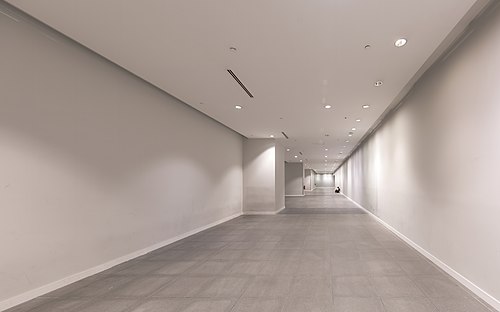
[179,299,233,312]
[370,276,424,298]
[115,261,166,275]
[332,260,368,276]
[77,299,137,312]
[430,297,493,312]
[241,276,292,298]
[197,277,248,298]
[398,260,442,276]
[231,298,283,312]
[332,297,385,312]
[108,276,173,297]
[154,261,198,275]
[289,276,332,299]
[129,299,187,312]
[333,276,376,297]
[152,277,212,298]
[382,297,437,312]
[260,261,298,276]
[226,261,265,275]
[68,276,134,297]
[413,276,469,298]
[186,261,230,276]
[3,297,53,312]
[282,297,333,312]
[19,299,87,312]
[296,260,331,276]
[365,260,404,276]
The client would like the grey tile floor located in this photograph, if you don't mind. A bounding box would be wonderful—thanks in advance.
[7,195,497,312]
[284,191,364,214]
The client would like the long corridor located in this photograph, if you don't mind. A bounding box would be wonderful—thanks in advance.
[283,188,363,214]
[8,194,495,312]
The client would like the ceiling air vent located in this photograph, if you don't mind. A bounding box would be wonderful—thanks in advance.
[227,69,254,98]
[281,132,289,139]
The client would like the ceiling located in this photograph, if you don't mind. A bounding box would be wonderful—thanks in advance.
[7,0,486,172]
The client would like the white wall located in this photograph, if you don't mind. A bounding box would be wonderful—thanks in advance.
[336,5,500,309]
[304,169,313,191]
[274,143,285,211]
[311,170,316,189]
[242,139,284,213]
[314,173,335,188]
[243,139,276,213]
[285,163,304,196]
[0,10,243,310]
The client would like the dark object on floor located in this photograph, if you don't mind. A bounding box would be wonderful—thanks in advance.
[335,187,341,193]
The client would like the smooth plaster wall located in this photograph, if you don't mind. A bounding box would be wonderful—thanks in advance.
[285,163,304,196]
[314,173,335,188]
[274,144,285,211]
[243,139,276,213]
[0,11,243,308]
[336,4,500,308]
[242,139,284,213]
[304,169,313,190]
[311,170,316,189]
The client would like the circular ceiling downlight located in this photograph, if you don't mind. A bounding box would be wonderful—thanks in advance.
[395,38,407,47]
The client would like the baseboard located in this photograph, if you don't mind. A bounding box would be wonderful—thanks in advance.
[285,194,304,197]
[276,206,286,214]
[244,206,285,215]
[342,194,500,311]
[0,212,242,312]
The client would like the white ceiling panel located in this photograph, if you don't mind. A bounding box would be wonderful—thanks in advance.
[7,0,487,171]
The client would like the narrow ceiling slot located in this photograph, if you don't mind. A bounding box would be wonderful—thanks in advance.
[281,132,289,139]
[227,69,254,98]
[299,152,303,156]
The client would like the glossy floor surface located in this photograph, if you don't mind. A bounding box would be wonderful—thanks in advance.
[7,195,496,312]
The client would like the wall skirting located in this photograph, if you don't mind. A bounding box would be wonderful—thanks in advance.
[342,194,500,311]
[244,206,285,215]
[285,194,304,197]
[0,212,242,312]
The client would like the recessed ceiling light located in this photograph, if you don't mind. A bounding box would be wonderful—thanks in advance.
[325,156,328,158]
[324,105,332,109]
[362,105,370,109]
[345,140,350,143]
[348,134,353,137]
[395,38,407,47]
[352,128,356,131]
[294,155,298,158]
[374,81,383,87]
[286,148,290,152]
[269,135,274,138]
[325,148,328,151]
[356,119,361,122]
[235,105,242,109]
[300,160,303,162]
